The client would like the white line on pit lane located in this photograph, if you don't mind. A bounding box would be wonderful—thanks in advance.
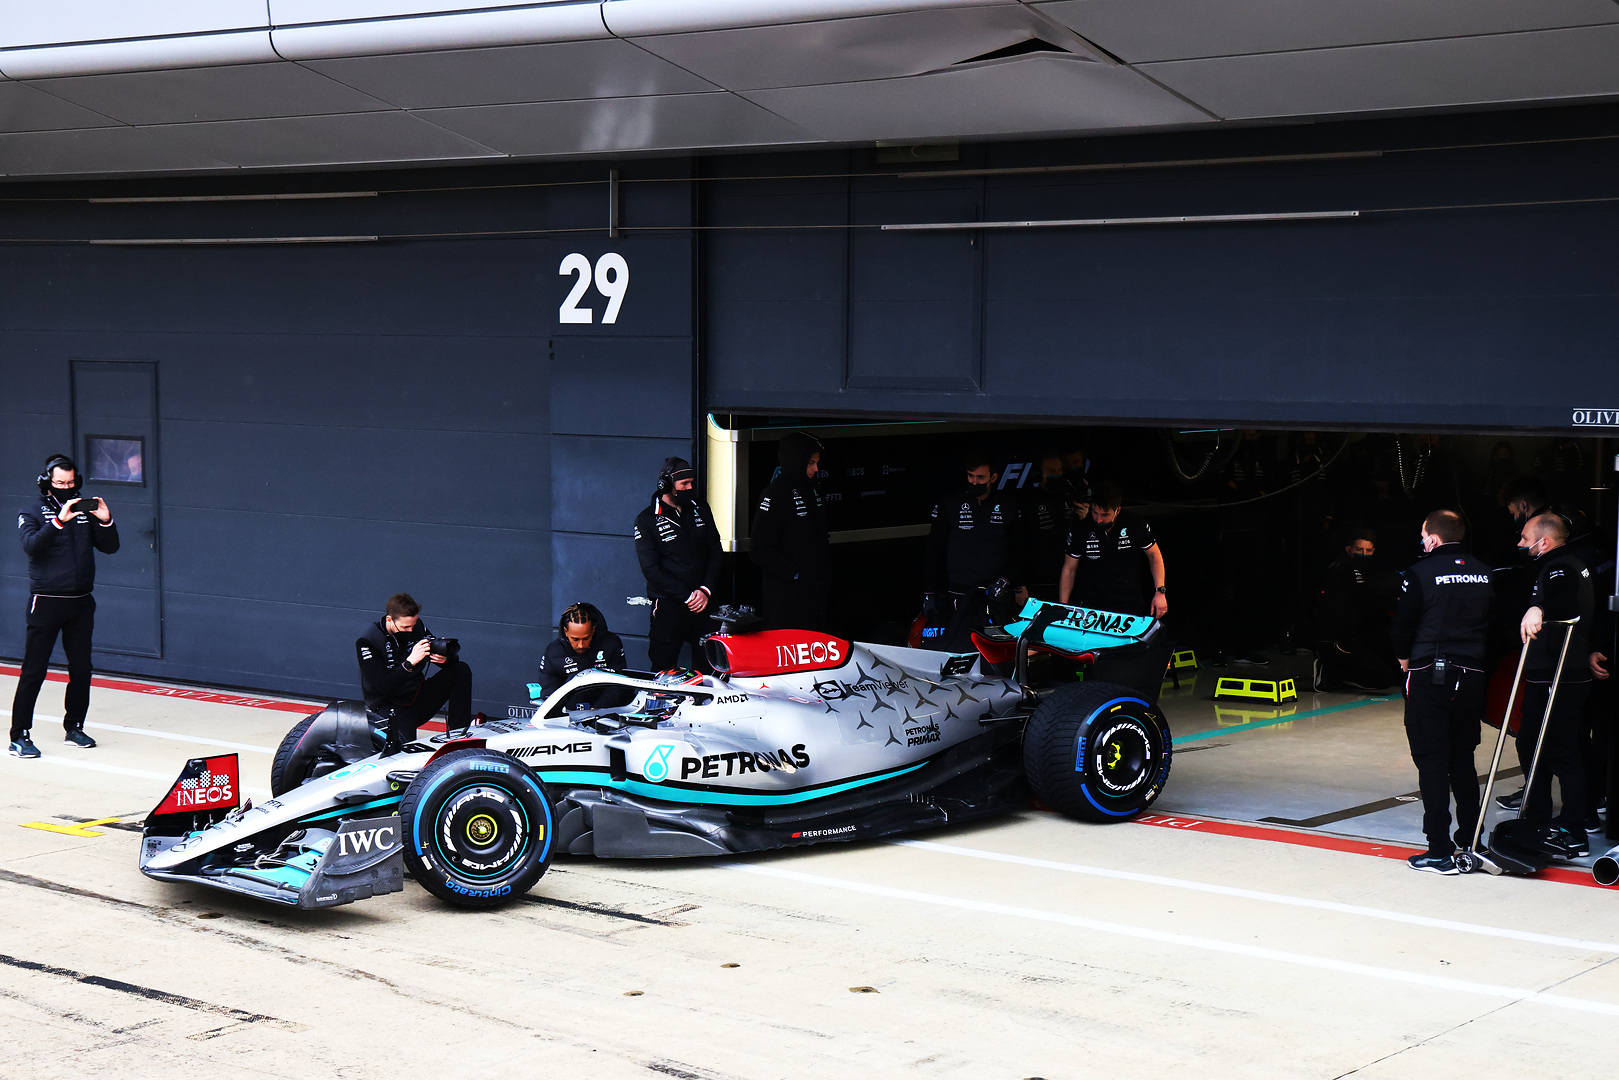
[5,753,271,801]
[894,839,1619,954]
[0,710,275,755]
[723,861,1619,1017]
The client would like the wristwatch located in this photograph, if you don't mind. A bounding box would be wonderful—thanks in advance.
[1155,586,1167,595]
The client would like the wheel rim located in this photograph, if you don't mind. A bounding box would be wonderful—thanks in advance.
[432,782,531,882]
[1089,717,1154,797]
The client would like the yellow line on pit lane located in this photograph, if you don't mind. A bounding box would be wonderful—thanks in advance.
[723,861,1619,1018]
[19,816,126,837]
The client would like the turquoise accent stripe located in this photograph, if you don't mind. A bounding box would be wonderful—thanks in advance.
[1177,696,1395,743]
[531,763,928,806]
[302,795,401,822]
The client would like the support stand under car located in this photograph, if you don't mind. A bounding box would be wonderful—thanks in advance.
[1455,618,1578,877]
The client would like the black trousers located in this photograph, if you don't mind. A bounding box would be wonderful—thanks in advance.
[1402,664,1484,855]
[1320,639,1402,691]
[385,659,472,746]
[648,597,711,673]
[762,577,828,634]
[1517,678,1591,831]
[10,594,95,740]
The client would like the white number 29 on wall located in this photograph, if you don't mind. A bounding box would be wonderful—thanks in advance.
[558,252,630,325]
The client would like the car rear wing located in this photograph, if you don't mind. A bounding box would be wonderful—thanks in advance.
[1001,600,1164,687]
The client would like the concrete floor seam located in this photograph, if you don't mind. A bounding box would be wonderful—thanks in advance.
[723,861,1619,1018]
[893,838,1619,953]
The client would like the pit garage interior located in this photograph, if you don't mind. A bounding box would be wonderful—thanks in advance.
[4,92,1619,869]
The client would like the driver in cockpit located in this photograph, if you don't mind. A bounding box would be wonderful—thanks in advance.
[537,602,626,698]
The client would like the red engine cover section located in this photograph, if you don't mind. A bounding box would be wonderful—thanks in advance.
[151,754,240,815]
[711,630,852,677]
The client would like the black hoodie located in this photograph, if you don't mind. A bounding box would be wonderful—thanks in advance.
[750,432,831,589]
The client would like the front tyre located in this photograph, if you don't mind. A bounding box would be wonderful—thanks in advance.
[1023,682,1172,823]
[401,749,555,908]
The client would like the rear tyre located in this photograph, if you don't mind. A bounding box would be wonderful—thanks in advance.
[401,749,555,908]
[1023,682,1172,823]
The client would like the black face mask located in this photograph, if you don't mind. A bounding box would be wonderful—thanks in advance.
[1352,552,1374,562]
[968,481,991,498]
[1041,474,1065,490]
[1516,543,1539,563]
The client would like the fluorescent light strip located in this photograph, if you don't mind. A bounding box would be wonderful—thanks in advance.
[882,210,1360,231]
[895,150,1383,180]
[89,192,378,204]
[90,235,379,246]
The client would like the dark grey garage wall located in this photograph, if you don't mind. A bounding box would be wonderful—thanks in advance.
[704,108,1619,433]
[545,177,698,671]
[0,161,696,711]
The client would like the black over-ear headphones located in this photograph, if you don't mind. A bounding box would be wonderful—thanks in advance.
[38,454,78,499]
[656,469,675,497]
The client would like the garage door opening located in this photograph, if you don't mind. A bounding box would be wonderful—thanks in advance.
[707,414,1617,854]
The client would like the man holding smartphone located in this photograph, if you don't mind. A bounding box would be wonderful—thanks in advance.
[10,454,119,758]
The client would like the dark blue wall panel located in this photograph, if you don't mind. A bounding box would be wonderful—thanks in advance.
[703,110,1619,433]
[0,158,695,715]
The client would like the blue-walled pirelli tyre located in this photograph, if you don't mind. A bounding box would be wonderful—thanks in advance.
[1023,682,1173,823]
[401,748,555,908]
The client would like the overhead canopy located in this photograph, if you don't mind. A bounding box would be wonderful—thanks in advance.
[3,0,1619,177]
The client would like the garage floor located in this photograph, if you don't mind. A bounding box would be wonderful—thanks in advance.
[3,663,1616,1079]
[1155,650,1605,866]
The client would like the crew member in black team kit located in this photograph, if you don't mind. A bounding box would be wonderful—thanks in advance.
[1514,512,1596,861]
[924,453,1024,651]
[1388,510,1494,875]
[1058,480,1167,618]
[634,457,722,671]
[357,593,473,753]
[9,454,119,758]
[537,602,626,697]
[751,432,831,632]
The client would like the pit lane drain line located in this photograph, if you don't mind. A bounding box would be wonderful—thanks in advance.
[0,710,275,754]
[722,862,1619,1017]
[893,839,1619,954]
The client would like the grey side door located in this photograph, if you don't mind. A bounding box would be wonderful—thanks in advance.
[72,360,161,658]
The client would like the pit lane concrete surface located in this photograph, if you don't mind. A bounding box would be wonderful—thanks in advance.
[3,668,1618,1080]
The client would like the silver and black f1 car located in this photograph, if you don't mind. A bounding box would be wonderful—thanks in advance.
[139,601,1175,910]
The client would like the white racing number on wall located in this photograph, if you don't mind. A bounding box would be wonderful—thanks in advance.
[558,252,630,325]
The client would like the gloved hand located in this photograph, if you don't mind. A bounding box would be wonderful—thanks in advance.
[987,577,1011,601]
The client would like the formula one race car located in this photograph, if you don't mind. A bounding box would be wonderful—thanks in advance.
[139,601,1174,910]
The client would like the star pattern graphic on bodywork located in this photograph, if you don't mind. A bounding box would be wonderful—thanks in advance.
[885,726,901,747]
[856,716,873,729]
[956,685,979,706]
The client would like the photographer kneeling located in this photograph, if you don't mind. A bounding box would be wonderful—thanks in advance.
[357,592,472,751]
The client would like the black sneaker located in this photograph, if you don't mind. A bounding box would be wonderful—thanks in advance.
[1408,851,1459,875]
[8,735,41,759]
[63,728,96,749]
[1550,826,1589,860]
[1495,788,1524,812]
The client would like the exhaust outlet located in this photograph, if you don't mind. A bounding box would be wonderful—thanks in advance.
[1594,845,1619,887]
